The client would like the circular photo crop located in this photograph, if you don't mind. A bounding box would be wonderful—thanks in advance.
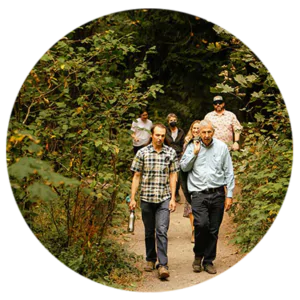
[6,8,292,292]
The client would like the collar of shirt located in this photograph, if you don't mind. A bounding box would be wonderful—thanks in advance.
[148,143,168,153]
[212,109,226,116]
[200,138,215,148]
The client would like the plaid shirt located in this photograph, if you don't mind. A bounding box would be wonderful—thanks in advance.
[131,143,179,203]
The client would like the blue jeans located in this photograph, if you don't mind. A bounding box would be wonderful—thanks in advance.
[191,189,225,265]
[141,200,170,267]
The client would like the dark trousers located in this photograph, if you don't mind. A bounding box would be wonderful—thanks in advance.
[175,171,180,196]
[175,154,182,196]
[141,200,170,267]
[191,189,225,265]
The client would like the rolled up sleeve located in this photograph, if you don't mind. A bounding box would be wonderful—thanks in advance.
[180,144,197,172]
[223,148,235,197]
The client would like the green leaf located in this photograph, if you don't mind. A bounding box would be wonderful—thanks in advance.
[246,74,258,83]
[81,129,89,137]
[254,113,265,123]
[251,91,264,98]
[82,187,93,195]
[95,140,102,147]
[27,142,42,154]
[27,182,58,202]
[40,53,52,61]
[56,102,67,108]
[234,74,248,87]
[207,43,216,51]
[48,172,80,187]
[211,83,234,93]
[8,159,32,180]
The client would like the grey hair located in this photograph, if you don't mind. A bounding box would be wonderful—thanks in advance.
[199,119,215,132]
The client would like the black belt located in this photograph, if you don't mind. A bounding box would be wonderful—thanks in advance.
[192,186,224,195]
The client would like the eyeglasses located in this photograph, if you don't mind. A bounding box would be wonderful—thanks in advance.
[213,101,224,105]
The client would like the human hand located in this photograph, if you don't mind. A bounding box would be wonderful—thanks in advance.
[225,197,233,211]
[231,142,240,151]
[193,140,201,155]
[129,199,137,210]
[169,199,176,212]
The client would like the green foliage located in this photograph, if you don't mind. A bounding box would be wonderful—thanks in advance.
[7,16,162,287]
[101,9,230,130]
[231,136,292,252]
[57,236,143,290]
[209,25,293,252]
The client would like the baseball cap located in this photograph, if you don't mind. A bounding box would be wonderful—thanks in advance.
[213,95,223,102]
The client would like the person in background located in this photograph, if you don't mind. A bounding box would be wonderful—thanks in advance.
[129,123,179,280]
[131,110,153,154]
[204,95,242,151]
[180,119,234,275]
[165,113,185,202]
[180,120,201,243]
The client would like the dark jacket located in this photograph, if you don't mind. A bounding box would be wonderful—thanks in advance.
[165,127,185,156]
[179,139,193,204]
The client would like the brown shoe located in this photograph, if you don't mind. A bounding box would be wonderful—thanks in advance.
[144,261,155,272]
[203,264,217,274]
[192,256,203,272]
[158,266,170,279]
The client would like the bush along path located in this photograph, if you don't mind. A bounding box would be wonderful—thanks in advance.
[125,189,246,292]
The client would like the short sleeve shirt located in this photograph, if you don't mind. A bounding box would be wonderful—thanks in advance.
[131,144,179,203]
[205,110,243,148]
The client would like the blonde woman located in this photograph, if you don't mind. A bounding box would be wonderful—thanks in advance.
[180,120,201,243]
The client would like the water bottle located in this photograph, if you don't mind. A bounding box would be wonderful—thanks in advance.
[128,210,135,233]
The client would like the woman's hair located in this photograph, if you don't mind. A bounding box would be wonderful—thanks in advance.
[184,120,202,146]
[166,113,177,122]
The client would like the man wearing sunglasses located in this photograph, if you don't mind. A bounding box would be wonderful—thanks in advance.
[204,95,242,151]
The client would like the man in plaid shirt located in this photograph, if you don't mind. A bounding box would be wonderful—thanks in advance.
[129,123,179,280]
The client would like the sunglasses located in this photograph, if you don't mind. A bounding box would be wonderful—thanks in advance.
[213,100,224,105]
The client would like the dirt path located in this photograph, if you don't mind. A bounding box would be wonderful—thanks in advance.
[126,189,246,292]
